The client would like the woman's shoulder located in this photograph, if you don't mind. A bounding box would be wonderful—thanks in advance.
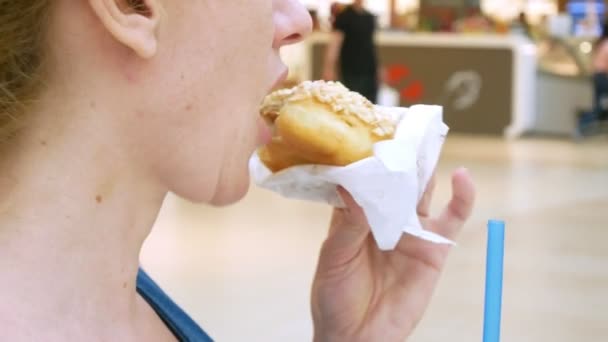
[137,269,214,342]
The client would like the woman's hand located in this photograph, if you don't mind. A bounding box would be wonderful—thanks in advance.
[311,168,475,342]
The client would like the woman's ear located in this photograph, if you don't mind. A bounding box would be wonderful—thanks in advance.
[88,0,161,58]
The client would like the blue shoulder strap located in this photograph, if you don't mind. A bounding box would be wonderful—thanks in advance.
[136,269,214,342]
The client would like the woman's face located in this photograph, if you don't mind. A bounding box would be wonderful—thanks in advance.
[117,0,311,205]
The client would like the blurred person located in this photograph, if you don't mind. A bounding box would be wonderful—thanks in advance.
[592,20,608,121]
[329,2,345,28]
[323,0,380,103]
[0,1,475,341]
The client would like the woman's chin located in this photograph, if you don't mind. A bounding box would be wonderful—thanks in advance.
[208,176,251,207]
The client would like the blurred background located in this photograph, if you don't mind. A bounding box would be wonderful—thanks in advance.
[141,1,608,341]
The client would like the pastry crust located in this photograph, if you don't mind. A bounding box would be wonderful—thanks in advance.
[258,81,400,172]
[257,137,312,173]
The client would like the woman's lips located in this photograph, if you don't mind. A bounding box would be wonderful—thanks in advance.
[257,69,287,145]
[257,68,287,145]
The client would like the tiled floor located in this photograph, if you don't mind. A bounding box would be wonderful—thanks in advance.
[141,134,608,342]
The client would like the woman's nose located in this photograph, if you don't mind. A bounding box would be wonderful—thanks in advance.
[273,0,313,48]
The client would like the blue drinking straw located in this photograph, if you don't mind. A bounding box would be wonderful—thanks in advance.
[483,220,505,342]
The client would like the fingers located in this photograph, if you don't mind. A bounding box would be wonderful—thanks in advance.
[321,187,371,267]
[434,168,476,239]
[417,175,436,218]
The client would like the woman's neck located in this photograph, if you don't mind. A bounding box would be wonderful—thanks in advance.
[0,95,168,339]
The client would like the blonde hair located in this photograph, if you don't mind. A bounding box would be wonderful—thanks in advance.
[0,1,52,141]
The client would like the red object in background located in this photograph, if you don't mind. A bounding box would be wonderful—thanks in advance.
[386,64,410,86]
[385,63,425,103]
[400,80,424,102]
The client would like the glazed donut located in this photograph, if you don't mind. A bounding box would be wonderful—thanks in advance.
[258,80,402,172]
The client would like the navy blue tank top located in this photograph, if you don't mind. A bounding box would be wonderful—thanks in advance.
[136,269,214,342]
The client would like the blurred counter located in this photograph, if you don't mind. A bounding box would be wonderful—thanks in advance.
[298,32,538,137]
[533,37,594,136]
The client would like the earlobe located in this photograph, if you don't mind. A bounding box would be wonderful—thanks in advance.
[88,0,161,59]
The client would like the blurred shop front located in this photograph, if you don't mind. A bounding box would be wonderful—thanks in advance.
[534,1,606,136]
[284,0,606,137]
